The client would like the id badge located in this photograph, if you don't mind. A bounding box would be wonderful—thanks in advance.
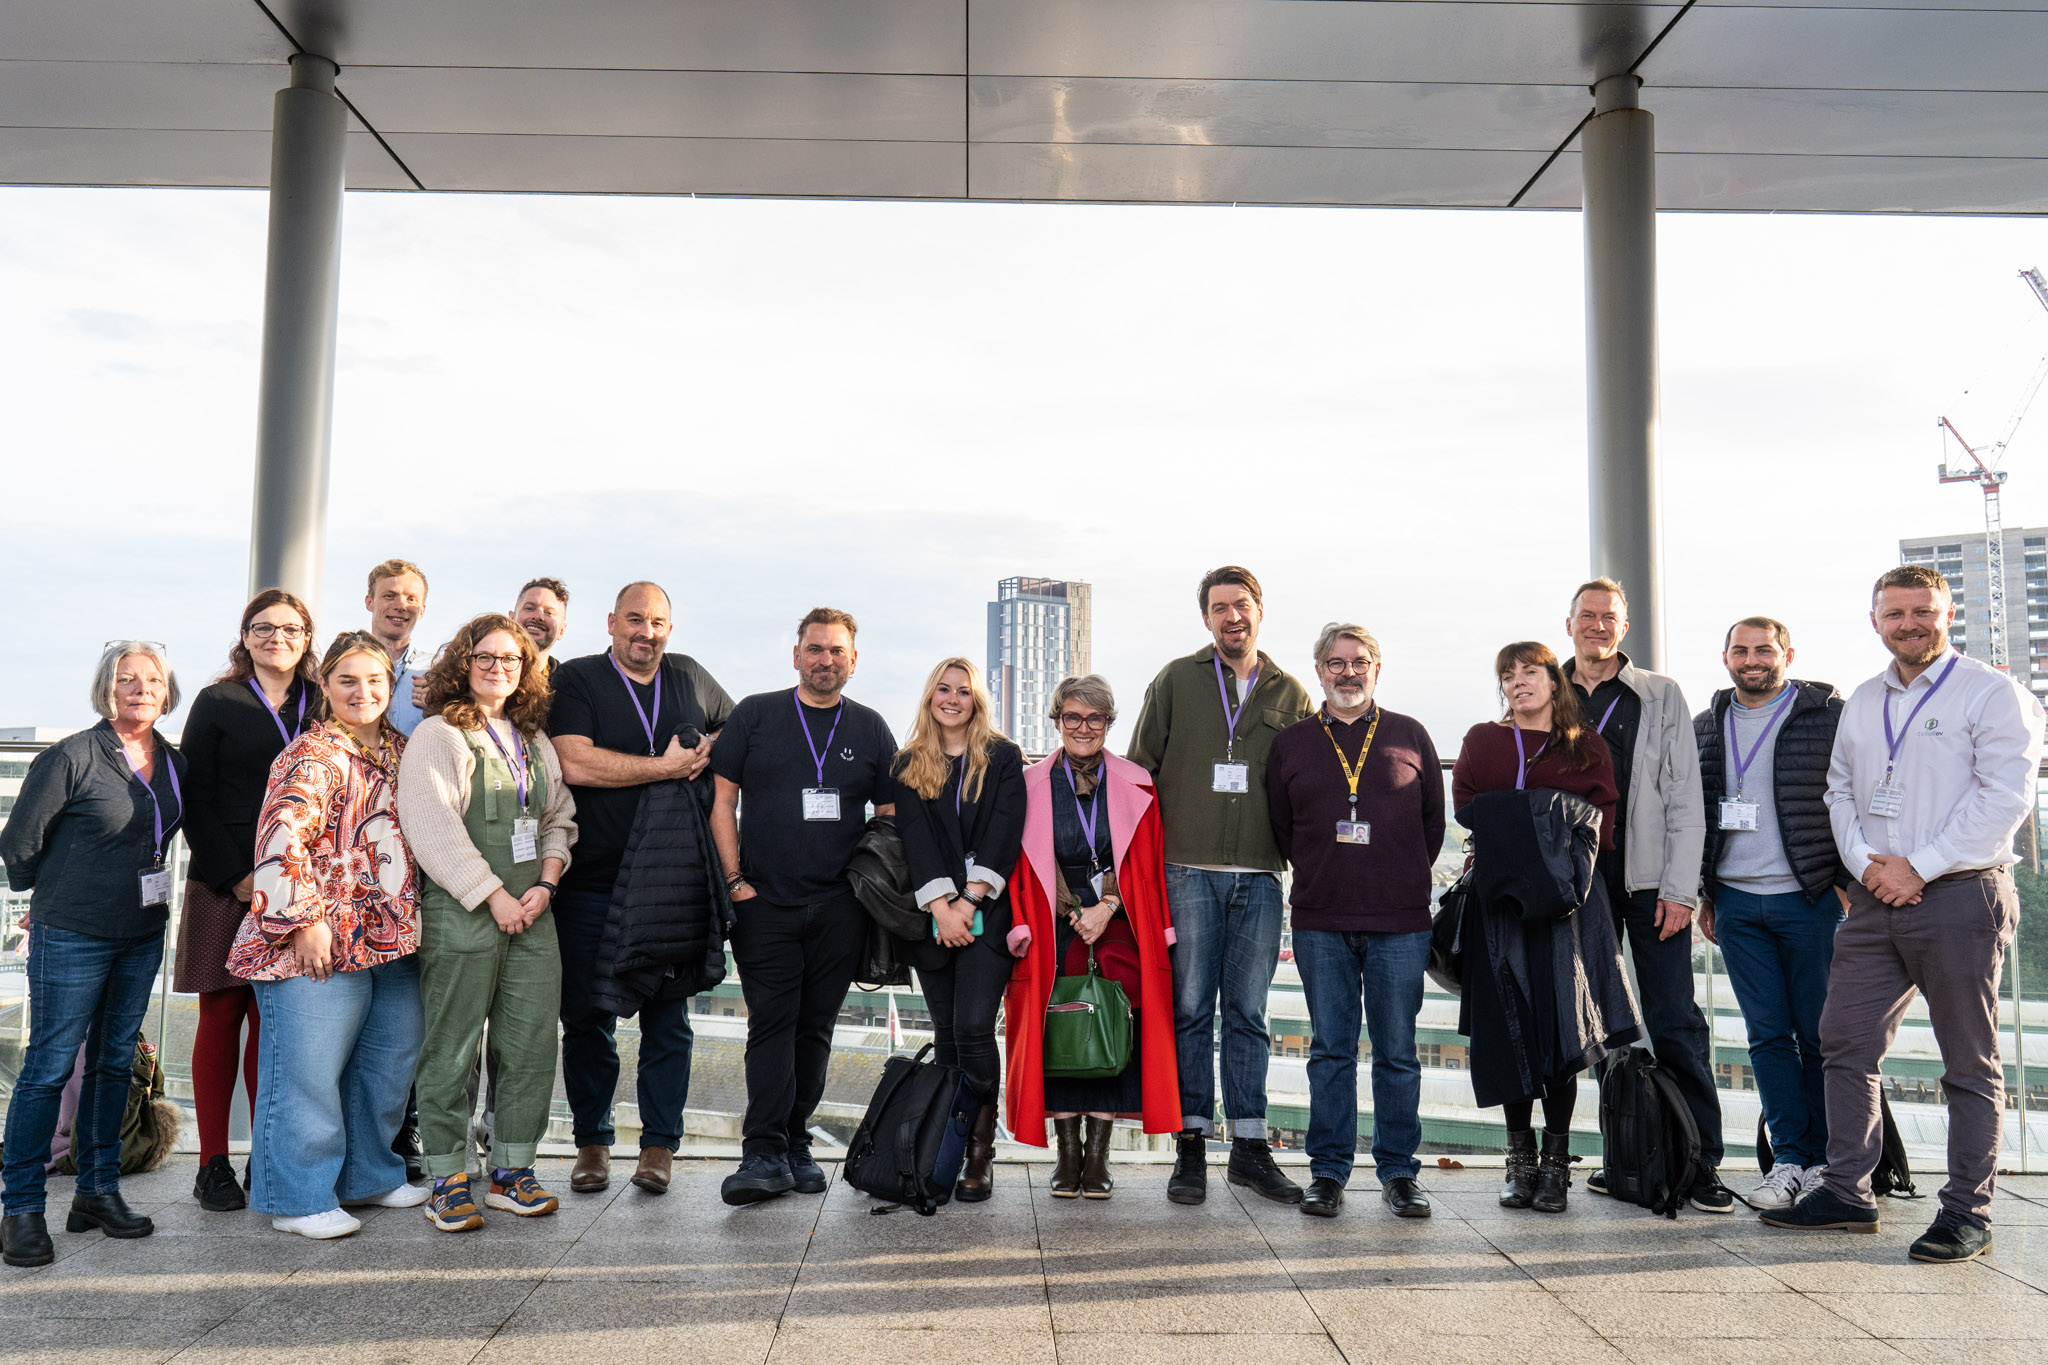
[510,817,539,864]
[1867,782,1905,819]
[139,865,173,907]
[803,787,842,821]
[1335,821,1371,845]
[1089,870,1104,898]
[1718,799,1759,832]
[1212,762,1250,793]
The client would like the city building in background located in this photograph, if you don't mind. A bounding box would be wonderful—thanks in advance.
[1900,528,2048,702]
[987,577,1092,755]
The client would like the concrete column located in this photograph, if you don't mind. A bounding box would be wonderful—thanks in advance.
[248,53,347,606]
[1581,73,1664,671]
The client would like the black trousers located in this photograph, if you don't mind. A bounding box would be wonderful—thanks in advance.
[905,936,1014,1105]
[728,892,866,1159]
[1605,867,1726,1165]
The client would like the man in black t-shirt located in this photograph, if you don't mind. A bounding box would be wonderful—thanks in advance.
[548,581,734,1196]
[710,607,898,1205]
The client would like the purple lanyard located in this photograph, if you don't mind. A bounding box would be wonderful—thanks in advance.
[1725,688,1795,796]
[483,721,531,810]
[246,677,305,747]
[1061,755,1105,871]
[794,691,844,786]
[609,653,662,755]
[1511,725,1550,791]
[120,737,182,863]
[1881,653,1960,779]
[1212,653,1261,760]
[1594,696,1621,734]
[953,755,966,817]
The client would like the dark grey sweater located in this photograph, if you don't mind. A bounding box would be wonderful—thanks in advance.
[1,720,188,938]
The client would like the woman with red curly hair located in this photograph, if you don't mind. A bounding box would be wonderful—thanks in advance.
[396,614,577,1232]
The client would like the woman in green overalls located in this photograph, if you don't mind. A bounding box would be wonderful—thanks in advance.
[397,614,578,1232]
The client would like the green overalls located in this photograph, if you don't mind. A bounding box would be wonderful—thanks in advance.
[415,728,562,1178]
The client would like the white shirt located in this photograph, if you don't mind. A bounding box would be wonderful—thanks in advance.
[1826,647,2044,883]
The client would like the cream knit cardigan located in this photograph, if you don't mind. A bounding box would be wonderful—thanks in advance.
[395,715,577,910]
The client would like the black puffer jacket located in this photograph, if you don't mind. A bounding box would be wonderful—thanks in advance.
[591,777,732,1016]
[1693,679,1846,905]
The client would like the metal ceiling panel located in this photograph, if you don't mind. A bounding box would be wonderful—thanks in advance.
[0,0,288,63]
[386,132,964,196]
[0,60,298,133]
[1520,149,2048,213]
[970,75,1588,151]
[339,67,962,141]
[970,0,1676,84]
[969,141,1542,206]
[1641,7,2048,91]
[1650,86,2048,159]
[0,128,413,190]
[265,0,964,73]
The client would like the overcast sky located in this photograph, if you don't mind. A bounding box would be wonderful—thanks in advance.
[4,188,2047,754]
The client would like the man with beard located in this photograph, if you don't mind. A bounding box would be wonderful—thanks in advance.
[1691,618,1847,1210]
[512,578,569,687]
[367,558,430,736]
[548,581,731,1195]
[710,608,898,1205]
[1265,623,1443,1220]
[1764,565,2042,1263]
[1129,566,1314,1205]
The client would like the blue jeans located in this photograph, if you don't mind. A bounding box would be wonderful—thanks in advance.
[1166,867,1284,1138]
[1293,928,1431,1184]
[1713,886,1842,1168]
[249,956,423,1216]
[1,925,164,1215]
[554,886,695,1151]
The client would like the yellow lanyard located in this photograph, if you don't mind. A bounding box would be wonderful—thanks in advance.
[336,722,396,780]
[1321,707,1380,810]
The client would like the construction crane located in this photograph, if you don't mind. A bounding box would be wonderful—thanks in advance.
[1934,268,2048,670]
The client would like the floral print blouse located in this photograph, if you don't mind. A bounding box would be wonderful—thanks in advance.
[227,722,420,981]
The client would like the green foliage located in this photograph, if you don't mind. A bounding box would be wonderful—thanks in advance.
[2001,861,2048,1000]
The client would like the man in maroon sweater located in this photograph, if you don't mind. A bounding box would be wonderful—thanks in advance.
[1266,623,1445,1220]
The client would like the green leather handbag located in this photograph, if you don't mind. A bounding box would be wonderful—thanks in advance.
[1042,947,1134,1079]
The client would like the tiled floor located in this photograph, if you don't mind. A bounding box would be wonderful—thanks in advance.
[3,1157,2046,1363]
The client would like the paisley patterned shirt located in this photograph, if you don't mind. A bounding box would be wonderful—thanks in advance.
[227,722,420,981]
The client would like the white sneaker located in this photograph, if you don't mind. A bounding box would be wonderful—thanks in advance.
[271,1208,362,1240]
[1749,1162,1806,1210]
[344,1182,431,1209]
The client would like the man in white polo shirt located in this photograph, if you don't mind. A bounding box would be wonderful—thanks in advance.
[1762,563,2042,1263]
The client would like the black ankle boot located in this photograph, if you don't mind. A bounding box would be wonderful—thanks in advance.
[1081,1117,1115,1199]
[66,1191,153,1239]
[1226,1137,1303,1204]
[1500,1128,1538,1209]
[955,1103,997,1203]
[1533,1129,1575,1213]
[1050,1117,1083,1197]
[1,1213,53,1267]
[1167,1130,1207,1205]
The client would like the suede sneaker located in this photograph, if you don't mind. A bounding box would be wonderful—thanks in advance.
[788,1145,829,1195]
[1757,1184,1879,1234]
[485,1168,559,1217]
[722,1153,796,1206]
[423,1174,484,1233]
[1909,1209,1993,1263]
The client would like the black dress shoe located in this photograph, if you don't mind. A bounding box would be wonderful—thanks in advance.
[195,1154,247,1212]
[1910,1209,1993,1263]
[1756,1184,1879,1234]
[66,1192,153,1239]
[1301,1177,1345,1218]
[1381,1176,1432,1218]
[1,1213,53,1267]
[1226,1138,1303,1204]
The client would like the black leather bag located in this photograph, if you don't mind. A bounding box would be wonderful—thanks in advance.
[847,815,919,987]
[1426,870,1472,994]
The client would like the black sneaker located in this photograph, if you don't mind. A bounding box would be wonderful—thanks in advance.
[194,1154,247,1213]
[1689,1167,1735,1214]
[1757,1184,1880,1234]
[1586,1167,1610,1196]
[788,1145,828,1195]
[721,1154,796,1206]
[1909,1209,1993,1263]
[1226,1138,1303,1205]
[1167,1130,1207,1206]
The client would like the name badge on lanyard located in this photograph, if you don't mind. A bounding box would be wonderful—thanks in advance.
[1212,762,1249,793]
[795,691,846,822]
[1335,821,1372,845]
[1870,655,1958,820]
[122,740,181,907]
[803,788,842,821]
[1211,652,1260,794]
[1720,687,1792,832]
[1322,707,1380,847]
[1718,799,1759,832]
[485,722,541,863]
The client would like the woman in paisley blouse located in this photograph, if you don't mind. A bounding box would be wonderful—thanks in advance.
[228,631,429,1240]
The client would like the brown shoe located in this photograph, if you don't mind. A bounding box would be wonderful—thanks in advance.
[631,1146,673,1195]
[570,1145,611,1193]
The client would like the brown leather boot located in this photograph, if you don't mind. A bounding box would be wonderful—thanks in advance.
[570,1145,611,1193]
[1049,1117,1082,1197]
[955,1103,998,1203]
[631,1146,673,1195]
[1081,1116,1115,1199]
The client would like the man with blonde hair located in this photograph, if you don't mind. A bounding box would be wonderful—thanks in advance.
[366,558,429,737]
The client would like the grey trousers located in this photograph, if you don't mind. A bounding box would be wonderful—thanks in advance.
[1819,870,2017,1226]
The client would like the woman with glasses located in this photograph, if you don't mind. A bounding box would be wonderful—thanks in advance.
[228,631,427,1240]
[1,642,186,1267]
[890,657,1025,1202]
[175,589,319,1212]
[396,614,576,1232]
[1002,675,1180,1200]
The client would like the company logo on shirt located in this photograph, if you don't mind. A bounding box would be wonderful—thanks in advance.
[1921,717,1944,738]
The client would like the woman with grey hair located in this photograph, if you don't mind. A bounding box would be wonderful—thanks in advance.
[0,641,187,1266]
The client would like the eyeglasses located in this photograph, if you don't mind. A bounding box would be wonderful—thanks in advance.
[1321,658,1376,676]
[1058,712,1110,732]
[246,623,307,641]
[471,652,524,673]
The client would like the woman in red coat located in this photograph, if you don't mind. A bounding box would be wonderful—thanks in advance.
[1003,674,1180,1200]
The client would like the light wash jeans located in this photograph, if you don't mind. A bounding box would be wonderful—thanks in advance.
[1166,866,1284,1138]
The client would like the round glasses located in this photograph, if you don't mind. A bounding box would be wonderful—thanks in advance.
[246,623,307,641]
[471,653,524,673]
[1058,712,1110,732]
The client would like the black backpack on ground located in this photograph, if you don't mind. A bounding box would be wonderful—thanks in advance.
[843,1044,973,1216]
[1757,1093,1919,1199]
[1597,1048,1701,1219]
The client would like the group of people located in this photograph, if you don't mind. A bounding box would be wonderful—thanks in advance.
[0,559,2034,1271]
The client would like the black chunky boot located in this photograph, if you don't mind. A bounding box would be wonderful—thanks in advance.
[1167,1130,1207,1205]
[1,1213,53,1268]
[1499,1128,1538,1209]
[1226,1137,1303,1204]
[1532,1128,1575,1213]
[955,1103,997,1203]
[1049,1117,1083,1198]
